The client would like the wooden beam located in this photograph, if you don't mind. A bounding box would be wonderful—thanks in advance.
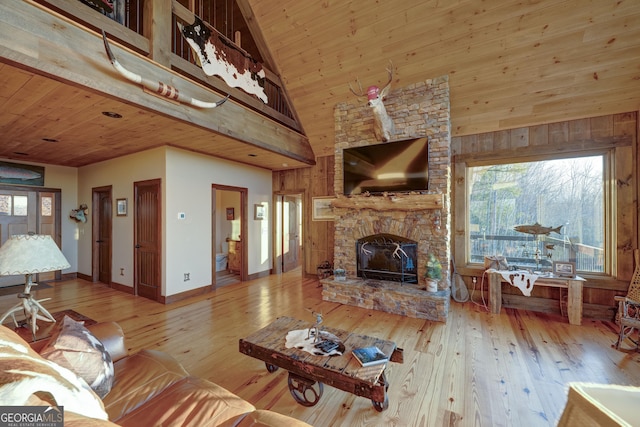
[144,0,172,67]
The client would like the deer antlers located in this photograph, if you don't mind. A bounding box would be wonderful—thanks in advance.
[349,60,394,98]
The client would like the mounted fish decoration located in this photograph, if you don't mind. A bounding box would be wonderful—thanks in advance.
[514,222,562,236]
[177,16,268,104]
[0,161,44,186]
[101,31,229,109]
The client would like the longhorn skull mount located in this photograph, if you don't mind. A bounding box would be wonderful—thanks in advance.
[349,61,396,142]
[101,30,229,109]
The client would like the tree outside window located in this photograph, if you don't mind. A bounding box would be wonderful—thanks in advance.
[467,155,604,273]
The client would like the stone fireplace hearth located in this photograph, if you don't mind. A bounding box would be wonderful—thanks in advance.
[322,75,451,322]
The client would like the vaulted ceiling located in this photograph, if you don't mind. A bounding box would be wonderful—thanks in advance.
[248,0,640,158]
[0,0,638,170]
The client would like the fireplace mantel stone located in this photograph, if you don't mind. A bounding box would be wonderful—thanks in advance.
[332,193,444,211]
[321,277,450,322]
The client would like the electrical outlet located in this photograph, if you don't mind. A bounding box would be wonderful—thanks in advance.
[120,268,124,276]
[184,273,190,281]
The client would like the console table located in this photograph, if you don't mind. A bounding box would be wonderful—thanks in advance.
[488,271,585,325]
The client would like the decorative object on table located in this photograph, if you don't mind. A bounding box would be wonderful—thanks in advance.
[102,31,230,109]
[495,270,539,296]
[0,234,70,338]
[307,311,323,342]
[352,346,389,367]
[334,268,346,281]
[348,61,396,142]
[614,249,640,350]
[285,328,343,356]
[553,261,576,278]
[316,260,333,280]
[424,253,442,292]
[513,222,563,236]
[69,204,88,223]
[484,255,509,271]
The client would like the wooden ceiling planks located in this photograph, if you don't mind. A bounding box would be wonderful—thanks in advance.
[247,0,640,155]
[1,0,639,169]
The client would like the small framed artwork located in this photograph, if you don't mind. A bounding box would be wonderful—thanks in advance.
[226,207,234,220]
[116,198,127,216]
[312,196,336,221]
[254,204,265,220]
[553,261,576,278]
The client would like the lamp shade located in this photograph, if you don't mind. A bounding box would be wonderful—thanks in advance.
[0,234,70,276]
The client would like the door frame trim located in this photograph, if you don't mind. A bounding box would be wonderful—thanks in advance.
[212,184,248,282]
[273,189,306,274]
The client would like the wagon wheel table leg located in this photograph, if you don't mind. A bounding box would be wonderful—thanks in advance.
[287,372,324,406]
[265,363,279,373]
[372,370,389,412]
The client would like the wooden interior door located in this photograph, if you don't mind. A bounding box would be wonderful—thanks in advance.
[134,179,161,301]
[92,187,112,285]
[283,195,302,272]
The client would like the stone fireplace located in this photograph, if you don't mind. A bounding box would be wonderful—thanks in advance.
[321,75,451,322]
[356,233,418,284]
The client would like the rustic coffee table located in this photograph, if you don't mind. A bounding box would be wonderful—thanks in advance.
[239,316,403,411]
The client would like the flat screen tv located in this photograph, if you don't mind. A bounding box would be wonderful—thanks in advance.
[343,138,429,195]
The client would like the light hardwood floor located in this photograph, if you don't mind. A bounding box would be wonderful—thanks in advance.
[2,271,638,427]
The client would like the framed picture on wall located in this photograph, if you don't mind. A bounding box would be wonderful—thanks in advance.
[226,207,234,220]
[116,198,127,216]
[312,196,336,221]
[254,204,265,220]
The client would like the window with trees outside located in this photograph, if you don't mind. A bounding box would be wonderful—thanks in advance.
[467,155,607,274]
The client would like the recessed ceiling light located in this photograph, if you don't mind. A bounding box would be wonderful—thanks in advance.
[42,138,58,143]
[102,111,122,119]
[282,163,289,167]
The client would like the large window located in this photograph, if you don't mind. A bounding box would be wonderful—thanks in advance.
[467,155,606,273]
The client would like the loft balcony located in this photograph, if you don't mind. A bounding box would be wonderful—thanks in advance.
[1,0,314,169]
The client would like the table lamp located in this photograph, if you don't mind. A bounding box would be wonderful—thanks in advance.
[0,234,70,337]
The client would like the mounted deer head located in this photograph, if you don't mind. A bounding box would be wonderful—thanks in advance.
[349,62,396,142]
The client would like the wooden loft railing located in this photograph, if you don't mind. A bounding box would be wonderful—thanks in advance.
[36,0,301,132]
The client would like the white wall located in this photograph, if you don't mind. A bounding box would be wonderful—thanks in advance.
[0,158,78,275]
[165,147,272,296]
[5,146,273,298]
[77,148,165,288]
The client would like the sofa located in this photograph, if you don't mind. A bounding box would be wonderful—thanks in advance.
[0,319,311,426]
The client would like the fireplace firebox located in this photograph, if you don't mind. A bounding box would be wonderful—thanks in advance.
[356,234,418,284]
